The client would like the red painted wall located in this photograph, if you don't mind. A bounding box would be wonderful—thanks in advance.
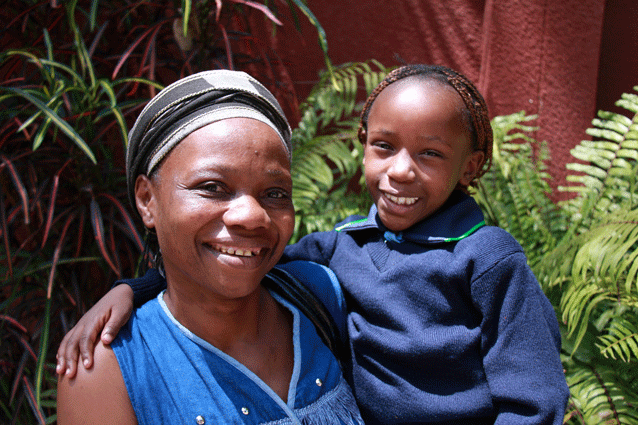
[255,1,636,196]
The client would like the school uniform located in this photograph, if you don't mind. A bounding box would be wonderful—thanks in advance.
[281,191,569,424]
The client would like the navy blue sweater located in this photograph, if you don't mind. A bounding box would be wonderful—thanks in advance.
[129,191,569,424]
[280,191,568,424]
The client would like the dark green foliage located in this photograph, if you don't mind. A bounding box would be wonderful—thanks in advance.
[474,90,638,424]
[475,112,566,269]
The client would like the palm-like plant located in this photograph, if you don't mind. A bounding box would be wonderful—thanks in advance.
[1,4,157,423]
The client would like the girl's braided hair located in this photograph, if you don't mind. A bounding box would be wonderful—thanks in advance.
[357,64,493,190]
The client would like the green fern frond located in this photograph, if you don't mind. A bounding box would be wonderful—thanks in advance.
[596,317,638,362]
[539,206,638,350]
[564,360,638,425]
[290,61,389,241]
[473,89,638,423]
[560,86,638,230]
[474,112,565,266]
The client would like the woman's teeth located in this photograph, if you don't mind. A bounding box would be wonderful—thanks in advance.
[386,194,418,205]
[216,246,260,257]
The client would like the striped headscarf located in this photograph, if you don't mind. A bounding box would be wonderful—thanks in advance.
[126,70,292,207]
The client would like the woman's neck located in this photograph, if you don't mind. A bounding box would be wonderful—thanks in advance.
[163,282,295,401]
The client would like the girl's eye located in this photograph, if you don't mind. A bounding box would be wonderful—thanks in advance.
[422,150,442,158]
[373,141,393,151]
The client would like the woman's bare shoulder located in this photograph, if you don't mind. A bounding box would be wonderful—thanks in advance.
[57,341,137,424]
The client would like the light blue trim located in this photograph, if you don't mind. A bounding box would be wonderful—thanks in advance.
[383,230,404,243]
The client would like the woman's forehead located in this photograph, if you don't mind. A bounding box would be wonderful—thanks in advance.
[159,118,292,175]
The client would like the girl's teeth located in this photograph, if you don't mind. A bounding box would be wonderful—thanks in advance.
[387,194,418,205]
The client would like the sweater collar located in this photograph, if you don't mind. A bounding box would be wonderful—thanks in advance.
[336,191,485,245]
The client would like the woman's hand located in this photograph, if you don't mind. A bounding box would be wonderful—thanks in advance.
[56,284,134,378]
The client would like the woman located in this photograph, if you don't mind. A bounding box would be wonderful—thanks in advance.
[56,70,363,425]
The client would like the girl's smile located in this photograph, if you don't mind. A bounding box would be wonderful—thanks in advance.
[362,77,484,232]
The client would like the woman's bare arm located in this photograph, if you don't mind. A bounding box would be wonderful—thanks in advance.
[57,340,137,425]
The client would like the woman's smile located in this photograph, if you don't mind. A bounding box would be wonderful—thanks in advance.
[138,117,294,301]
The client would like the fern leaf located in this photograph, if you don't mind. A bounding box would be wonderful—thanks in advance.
[596,318,638,362]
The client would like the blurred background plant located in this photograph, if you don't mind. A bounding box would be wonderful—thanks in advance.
[2,1,637,424]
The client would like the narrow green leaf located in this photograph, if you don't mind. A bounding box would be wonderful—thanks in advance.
[1,87,96,163]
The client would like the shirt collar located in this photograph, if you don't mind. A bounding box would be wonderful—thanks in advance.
[336,191,485,245]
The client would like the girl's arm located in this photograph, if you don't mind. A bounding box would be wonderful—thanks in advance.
[56,268,166,377]
[56,284,134,378]
[57,341,137,424]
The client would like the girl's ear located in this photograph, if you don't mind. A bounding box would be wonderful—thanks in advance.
[459,151,485,187]
[135,175,157,229]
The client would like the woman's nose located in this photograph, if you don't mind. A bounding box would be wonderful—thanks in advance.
[223,195,270,229]
[387,150,416,182]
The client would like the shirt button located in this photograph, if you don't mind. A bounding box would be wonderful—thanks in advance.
[241,407,250,415]
[195,415,205,424]
[315,378,323,387]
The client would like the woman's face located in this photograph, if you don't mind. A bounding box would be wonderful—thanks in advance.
[136,118,294,301]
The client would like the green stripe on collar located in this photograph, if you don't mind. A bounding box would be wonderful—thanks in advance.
[335,218,368,232]
[443,221,486,243]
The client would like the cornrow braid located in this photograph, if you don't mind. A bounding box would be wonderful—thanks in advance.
[357,64,493,190]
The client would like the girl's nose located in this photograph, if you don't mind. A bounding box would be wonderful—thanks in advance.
[387,150,416,182]
[223,194,270,230]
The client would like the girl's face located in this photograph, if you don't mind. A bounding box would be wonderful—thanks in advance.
[135,118,294,302]
[363,77,484,232]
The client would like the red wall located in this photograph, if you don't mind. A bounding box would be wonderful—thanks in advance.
[256,1,636,196]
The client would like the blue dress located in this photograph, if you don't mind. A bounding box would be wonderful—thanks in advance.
[112,271,364,425]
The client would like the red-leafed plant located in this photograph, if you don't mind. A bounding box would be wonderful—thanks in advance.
[0,0,332,422]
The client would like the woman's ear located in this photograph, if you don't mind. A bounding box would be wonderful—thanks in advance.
[459,150,485,187]
[135,175,157,229]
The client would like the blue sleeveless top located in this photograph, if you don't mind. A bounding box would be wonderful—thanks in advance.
[112,277,364,424]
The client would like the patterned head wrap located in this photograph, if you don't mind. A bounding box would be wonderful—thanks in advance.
[126,70,292,207]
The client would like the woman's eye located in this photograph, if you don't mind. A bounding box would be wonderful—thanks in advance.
[266,189,290,199]
[422,150,441,158]
[200,182,224,193]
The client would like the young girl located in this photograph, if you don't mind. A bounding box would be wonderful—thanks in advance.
[58,65,569,424]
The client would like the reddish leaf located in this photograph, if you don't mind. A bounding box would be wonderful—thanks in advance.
[0,189,11,277]
[219,23,234,70]
[21,376,46,425]
[112,19,170,80]
[227,0,283,25]
[1,155,29,224]
[74,209,85,258]
[40,158,72,249]
[47,211,77,299]
[100,193,144,251]
[0,314,28,333]
[89,196,120,275]
[15,331,38,362]
[10,351,29,403]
